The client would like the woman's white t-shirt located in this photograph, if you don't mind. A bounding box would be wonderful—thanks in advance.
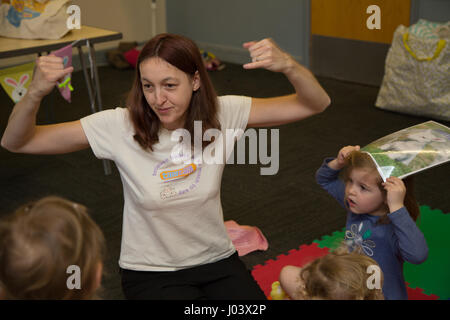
[80,95,251,271]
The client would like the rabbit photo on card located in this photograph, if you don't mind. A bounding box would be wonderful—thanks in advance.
[4,74,29,103]
[379,129,448,166]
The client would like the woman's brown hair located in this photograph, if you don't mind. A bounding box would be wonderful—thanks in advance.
[0,196,105,299]
[299,246,384,300]
[341,150,420,224]
[127,33,221,151]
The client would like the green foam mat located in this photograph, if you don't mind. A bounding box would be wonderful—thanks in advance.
[313,227,345,250]
[404,206,450,300]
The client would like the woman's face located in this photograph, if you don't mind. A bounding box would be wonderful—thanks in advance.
[140,57,200,130]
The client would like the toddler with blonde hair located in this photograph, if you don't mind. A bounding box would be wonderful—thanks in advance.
[279,247,384,300]
[0,196,105,299]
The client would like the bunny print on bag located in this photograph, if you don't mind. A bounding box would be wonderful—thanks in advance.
[4,74,29,103]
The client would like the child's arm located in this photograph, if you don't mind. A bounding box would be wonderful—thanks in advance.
[315,146,360,209]
[384,177,428,264]
[315,158,346,208]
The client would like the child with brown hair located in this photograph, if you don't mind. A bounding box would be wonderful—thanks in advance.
[279,247,384,300]
[0,196,105,299]
[315,145,428,299]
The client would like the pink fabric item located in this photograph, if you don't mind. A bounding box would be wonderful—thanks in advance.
[51,44,73,102]
[123,48,140,68]
[225,220,269,256]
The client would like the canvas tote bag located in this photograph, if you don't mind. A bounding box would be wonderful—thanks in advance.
[376,20,450,121]
[0,0,71,40]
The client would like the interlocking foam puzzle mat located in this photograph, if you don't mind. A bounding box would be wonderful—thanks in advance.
[251,205,449,300]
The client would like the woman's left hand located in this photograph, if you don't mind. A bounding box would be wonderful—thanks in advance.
[383,177,406,213]
[243,38,294,73]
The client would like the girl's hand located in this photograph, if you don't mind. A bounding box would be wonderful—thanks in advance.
[383,177,406,213]
[28,55,73,100]
[242,38,293,73]
[328,145,360,170]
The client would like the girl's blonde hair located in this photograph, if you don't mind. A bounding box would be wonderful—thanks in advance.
[341,150,420,224]
[0,196,105,299]
[299,247,384,300]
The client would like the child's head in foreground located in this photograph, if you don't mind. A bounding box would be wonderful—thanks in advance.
[279,247,384,300]
[341,148,420,224]
[0,196,105,299]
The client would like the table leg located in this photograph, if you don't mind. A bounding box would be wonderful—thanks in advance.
[77,46,96,114]
[88,44,105,116]
[77,45,112,176]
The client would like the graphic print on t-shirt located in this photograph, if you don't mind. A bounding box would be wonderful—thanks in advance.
[160,163,197,181]
[153,157,203,200]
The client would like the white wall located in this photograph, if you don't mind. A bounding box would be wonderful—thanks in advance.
[73,0,166,48]
[0,0,167,68]
[166,0,450,68]
[166,0,309,66]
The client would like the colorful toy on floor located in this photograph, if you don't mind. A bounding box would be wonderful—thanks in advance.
[269,281,287,300]
[107,41,139,69]
[200,50,225,71]
[123,47,140,68]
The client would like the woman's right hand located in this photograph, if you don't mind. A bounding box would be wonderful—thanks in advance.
[1,55,86,154]
[28,55,73,100]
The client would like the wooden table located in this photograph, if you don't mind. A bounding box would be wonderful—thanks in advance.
[0,26,123,175]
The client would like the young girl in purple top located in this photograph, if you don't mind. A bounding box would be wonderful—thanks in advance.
[316,145,428,299]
